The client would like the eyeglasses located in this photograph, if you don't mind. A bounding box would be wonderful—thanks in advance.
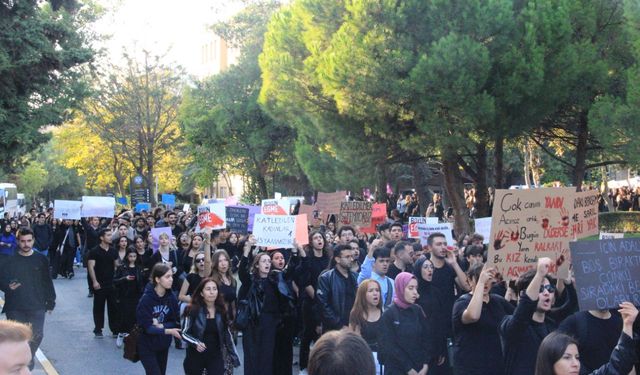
[539,284,556,294]
[422,264,434,270]
[195,258,205,263]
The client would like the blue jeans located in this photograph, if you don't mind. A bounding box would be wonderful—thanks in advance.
[5,309,46,370]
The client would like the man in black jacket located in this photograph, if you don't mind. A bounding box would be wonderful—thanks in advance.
[31,213,53,255]
[0,227,56,370]
[316,244,358,333]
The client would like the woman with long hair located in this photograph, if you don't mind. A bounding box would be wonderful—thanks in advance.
[298,230,331,372]
[115,236,131,268]
[210,250,237,321]
[134,235,152,280]
[238,244,303,375]
[182,233,204,272]
[149,232,182,293]
[135,263,181,375]
[178,249,212,305]
[177,232,192,266]
[379,272,433,375]
[114,248,144,347]
[534,302,638,375]
[182,277,240,375]
[349,279,383,374]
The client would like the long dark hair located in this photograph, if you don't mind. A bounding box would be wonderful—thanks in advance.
[184,277,229,322]
[534,332,579,375]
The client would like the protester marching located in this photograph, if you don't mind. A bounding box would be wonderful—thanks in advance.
[0,186,638,375]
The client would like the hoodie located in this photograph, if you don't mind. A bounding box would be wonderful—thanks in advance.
[136,283,180,351]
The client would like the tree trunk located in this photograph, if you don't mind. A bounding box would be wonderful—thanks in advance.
[573,113,589,191]
[255,172,269,200]
[442,152,470,238]
[411,161,432,217]
[523,141,531,188]
[474,144,490,218]
[494,135,504,189]
[375,163,387,203]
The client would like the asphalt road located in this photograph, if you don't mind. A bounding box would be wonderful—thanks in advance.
[1,266,304,375]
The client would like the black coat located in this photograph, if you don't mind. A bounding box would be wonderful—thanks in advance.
[315,268,358,331]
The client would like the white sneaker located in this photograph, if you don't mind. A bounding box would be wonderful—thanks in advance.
[299,370,308,375]
[116,333,125,348]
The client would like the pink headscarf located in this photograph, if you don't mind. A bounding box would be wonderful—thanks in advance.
[393,272,416,309]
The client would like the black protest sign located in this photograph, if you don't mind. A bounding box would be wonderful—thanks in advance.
[570,238,640,311]
[225,206,249,234]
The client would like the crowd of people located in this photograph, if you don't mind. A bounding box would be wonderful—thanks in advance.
[0,202,639,375]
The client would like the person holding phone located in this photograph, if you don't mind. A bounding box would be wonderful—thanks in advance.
[0,227,56,371]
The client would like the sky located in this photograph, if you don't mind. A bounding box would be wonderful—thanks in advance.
[92,0,244,76]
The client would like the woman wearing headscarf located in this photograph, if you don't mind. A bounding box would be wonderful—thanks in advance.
[379,272,433,375]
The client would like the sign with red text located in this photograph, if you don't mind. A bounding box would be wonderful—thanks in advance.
[253,214,309,248]
[409,217,438,238]
[487,188,598,279]
[195,203,226,232]
[261,199,290,215]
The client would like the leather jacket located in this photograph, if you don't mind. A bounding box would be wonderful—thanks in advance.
[315,268,357,331]
[588,332,638,375]
[182,308,240,368]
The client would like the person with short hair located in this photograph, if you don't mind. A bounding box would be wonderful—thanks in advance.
[336,226,356,246]
[357,240,394,309]
[308,329,376,375]
[0,227,56,370]
[452,263,514,375]
[389,222,403,241]
[0,320,33,375]
[87,228,118,338]
[316,244,358,333]
[387,241,414,279]
[535,302,639,375]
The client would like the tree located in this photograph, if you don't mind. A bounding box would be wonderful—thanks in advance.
[18,162,48,201]
[0,0,95,173]
[82,52,185,204]
[181,0,308,202]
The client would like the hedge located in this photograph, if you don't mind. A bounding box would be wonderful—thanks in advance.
[598,212,640,233]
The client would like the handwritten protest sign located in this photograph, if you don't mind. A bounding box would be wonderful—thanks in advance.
[487,188,598,280]
[226,206,249,234]
[195,203,226,232]
[361,203,387,234]
[150,227,172,253]
[570,238,640,310]
[253,214,297,248]
[316,191,347,216]
[474,217,492,244]
[571,190,599,239]
[408,217,438,238]
[54,200,82,220]
[338,201,372,227]
[81,196,115,218]
[261,199,290,215]
[417,223,454,247]
[599,233,624,240]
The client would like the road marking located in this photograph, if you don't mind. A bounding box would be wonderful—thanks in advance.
[0,297,60,375]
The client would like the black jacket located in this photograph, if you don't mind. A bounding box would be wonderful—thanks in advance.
[315,267,357,330]
[182,307,240,368]
[32,223,53,252]
[379,304,432,374]
[587,332,638,375]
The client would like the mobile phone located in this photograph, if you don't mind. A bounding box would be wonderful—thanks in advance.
[9,278,19,284]
[320,224,326,232]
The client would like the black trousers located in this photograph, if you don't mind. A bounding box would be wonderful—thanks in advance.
[6,309,46,370]
[299,299,319,370]
[138,340,169,375]
[243,312,278,375]
[118,297,138,334]
[59,246,75,276]
[274,316,294,375]
[93,287,118,333]
[183,346,224,375]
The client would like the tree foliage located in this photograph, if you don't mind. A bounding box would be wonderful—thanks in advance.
[0,0,96,173]
[82,52,187,203]
[18,161,48,200]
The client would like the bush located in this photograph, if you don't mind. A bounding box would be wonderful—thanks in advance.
[598,212,640,233]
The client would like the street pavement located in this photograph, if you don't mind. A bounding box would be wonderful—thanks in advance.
[2,266,300,375]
